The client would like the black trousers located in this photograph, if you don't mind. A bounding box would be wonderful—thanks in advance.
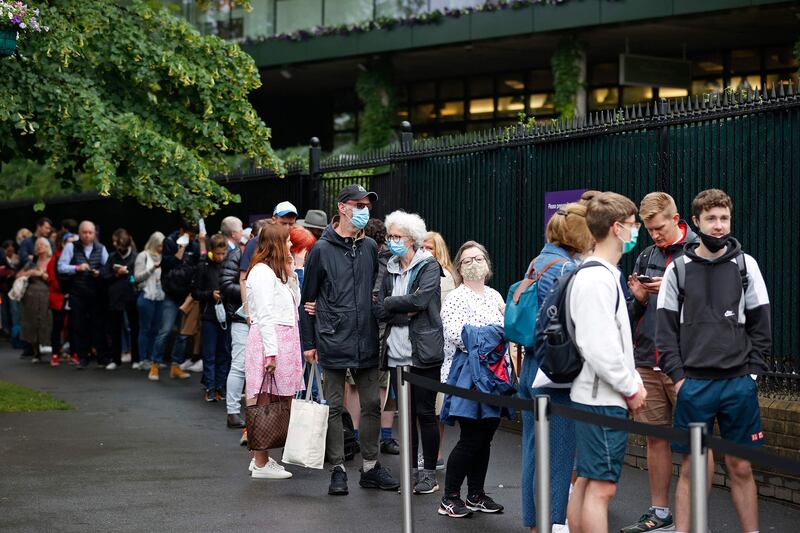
[50,308,66,354]
[70,294,107,365]
[444,416,500,497]
[108,301,139,365]
[408,366,441,471]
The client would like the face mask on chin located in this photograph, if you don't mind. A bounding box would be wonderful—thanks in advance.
[696,230,729,253]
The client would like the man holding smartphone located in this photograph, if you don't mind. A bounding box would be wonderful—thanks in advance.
[621,192,699,533]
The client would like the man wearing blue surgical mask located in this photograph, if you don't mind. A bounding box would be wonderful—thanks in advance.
[300,184,400,496]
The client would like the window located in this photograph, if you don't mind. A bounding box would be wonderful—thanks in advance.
[334,132,355,150]
[692,53,724,77]
[589,88,619,111]
[497,96,525,118]
[659,87,689,98]
[333,112,355,131]
[730,48,760,74]
[412,104,436,123]
[243,0,275,40]
[469,98,495,119]
[591,63,618,85]
[469,77,494,97]
[691,79,723,96]
[498,74,525,95]
[765,47,797,71]
[324,0,372,26]
[622,86,653,105]
[439,80,464,100]
[528,69,553,91]
[276,0,323,35]
[438,101,465,122]
[732,75,762,91]
[412,82,436,102]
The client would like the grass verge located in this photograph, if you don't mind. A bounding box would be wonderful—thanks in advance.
[0,380,72,412]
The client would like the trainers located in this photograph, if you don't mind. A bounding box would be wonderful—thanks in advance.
[413,469,439,494]
[437,458,445,471]
[204,390,216,402]
[380,438,400,455]
[50,354,60,367]
[329,466,349,495]
[105,362,118,370]
[251,460,292,479]
[438,495,472,518]
[620,509,675,532]
[179,359,193,371]
[359,462,400,490]
[465,492,504,513]
[148,363,159,381]
[187,360,203,373]
[240,428,248,447]
[170,363,191,379]
[136,359,151,370]
[121,352,132,363]
[249,457,286,473]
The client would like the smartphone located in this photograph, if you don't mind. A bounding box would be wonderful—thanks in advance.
[637,275,655,283]
[198,218,206,235]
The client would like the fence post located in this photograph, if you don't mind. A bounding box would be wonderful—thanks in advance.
[689,422,708,533]
[535,395,551,533]
[657,98,670,192]
[397,366,414,533]
[400,121,413,151]
[307,137,322,210]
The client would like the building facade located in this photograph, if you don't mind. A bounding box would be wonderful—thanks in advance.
[168,0,799,150]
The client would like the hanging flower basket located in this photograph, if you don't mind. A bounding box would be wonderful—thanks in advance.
[0,1,48,58]
[0,28,16,57]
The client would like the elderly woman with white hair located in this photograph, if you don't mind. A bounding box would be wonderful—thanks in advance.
[373,210,444,496]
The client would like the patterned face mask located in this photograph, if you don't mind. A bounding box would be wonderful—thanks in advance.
[461,261,489,281]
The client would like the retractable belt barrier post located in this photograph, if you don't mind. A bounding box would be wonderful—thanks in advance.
[397,366,414,533]
[690,423,708,533]
[534,395,552,533]
[398,368,800,529]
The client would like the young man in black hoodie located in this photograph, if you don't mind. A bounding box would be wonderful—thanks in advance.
[622,192,701,533]
[657,189,771,533]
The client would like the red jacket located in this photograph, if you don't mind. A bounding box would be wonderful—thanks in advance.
[47,252,65,310]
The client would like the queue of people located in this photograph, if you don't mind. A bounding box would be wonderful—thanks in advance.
[0,185,771,533]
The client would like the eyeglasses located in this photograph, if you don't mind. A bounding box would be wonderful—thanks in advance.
[387,234,407,243]
[460,256,486,266]
[617,221,641,230]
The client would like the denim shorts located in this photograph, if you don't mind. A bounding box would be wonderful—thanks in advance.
[672,375,763,454]
[573,403,629,483]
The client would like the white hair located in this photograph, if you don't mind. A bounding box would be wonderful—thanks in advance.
[220,216,243,237]
[384,210,427,247]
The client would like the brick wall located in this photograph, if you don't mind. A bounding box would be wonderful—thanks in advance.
[625,397,800,506]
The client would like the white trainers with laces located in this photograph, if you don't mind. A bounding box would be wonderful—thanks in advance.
[187,360,203,373]
[105,362,118,370]
[249,457,286,472]
[251,459,292,479]
[179,359,193,371]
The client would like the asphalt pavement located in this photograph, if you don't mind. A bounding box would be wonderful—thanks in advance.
[1,343,797,532]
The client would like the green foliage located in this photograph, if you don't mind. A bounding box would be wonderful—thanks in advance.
[355,70,398,152]
[0,380,72,412]
[0,0,281,217]
[550,37,584,118]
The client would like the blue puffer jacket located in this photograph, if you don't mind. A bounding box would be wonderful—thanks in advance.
[440,324,516,424]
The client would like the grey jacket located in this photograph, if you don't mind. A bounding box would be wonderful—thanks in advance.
[628,222,698,368]
[374,251,444,370]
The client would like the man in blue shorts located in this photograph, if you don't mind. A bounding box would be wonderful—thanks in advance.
[657,189,771,533]
[566,192,647,533]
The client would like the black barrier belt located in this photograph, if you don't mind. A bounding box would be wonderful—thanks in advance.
[400,370,800,477]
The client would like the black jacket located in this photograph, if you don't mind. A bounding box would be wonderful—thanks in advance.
[219,246,245,324]
[103,248,137,311]
[192,256,223,322]
[299,221,379,369]
[373,254,444,370]
[627,222,698,368]
[656,238,772,382]
[161,230,200,303]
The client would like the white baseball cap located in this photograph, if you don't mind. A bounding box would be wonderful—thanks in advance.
[273,201,298,217]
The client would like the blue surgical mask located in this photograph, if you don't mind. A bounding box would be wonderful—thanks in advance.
[388,239,408,257]
[350,206,369,230]
[618,223,639,254]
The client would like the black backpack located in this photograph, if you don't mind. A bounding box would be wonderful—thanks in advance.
[533,261,620,383]
[673,252,748,305]
[162,261,196,301]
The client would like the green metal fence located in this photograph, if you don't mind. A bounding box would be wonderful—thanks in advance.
[307,86,800,368]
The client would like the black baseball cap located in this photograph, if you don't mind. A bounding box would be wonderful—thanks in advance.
[337,184,378,204]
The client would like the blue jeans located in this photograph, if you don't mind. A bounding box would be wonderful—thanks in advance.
[137,294,163,362]
[201,319,231,392]
[519,359,576,527]
[152,297,188,365]
[225,321,248,414]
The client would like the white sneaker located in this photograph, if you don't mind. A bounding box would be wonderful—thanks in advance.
[179,359,193,371]
[187,360,203,373]
[251,459,292,479]
[552,524,570,533]
[249,458,285,472]
[105,362,118,370]
[121,352,132,363]
[137,360,151,370]
[131,362,141,370]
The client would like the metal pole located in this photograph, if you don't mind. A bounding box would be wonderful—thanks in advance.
[397,366,414,533]
[689,422,708,533]
[535,395,551,533]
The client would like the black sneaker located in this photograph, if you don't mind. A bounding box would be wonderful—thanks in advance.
[359,462,400,490]
[328,466,349,496]
[438,495,472,518]
[619,509,675,532]
[465,492,504,513]
[380,438,400,455]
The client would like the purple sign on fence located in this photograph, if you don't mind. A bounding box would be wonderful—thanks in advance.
[544,189,587,237]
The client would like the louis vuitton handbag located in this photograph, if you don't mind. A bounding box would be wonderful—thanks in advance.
[245,373,291,451]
